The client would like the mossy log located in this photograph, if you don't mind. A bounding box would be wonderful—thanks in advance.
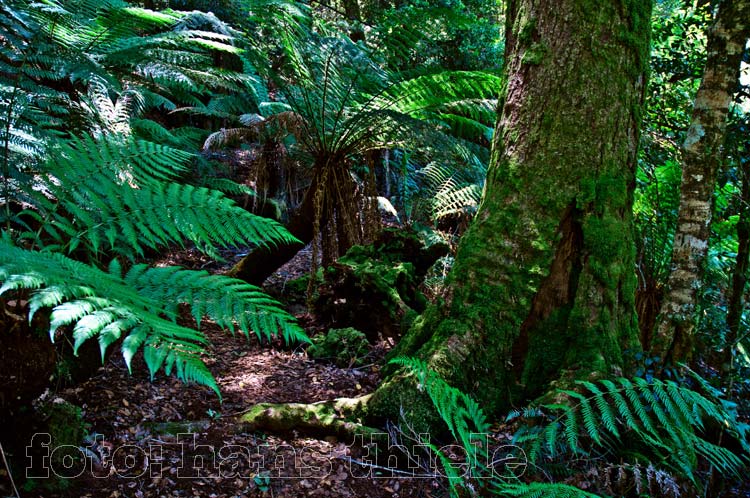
[315,228,448,340]
[143,397,384,442]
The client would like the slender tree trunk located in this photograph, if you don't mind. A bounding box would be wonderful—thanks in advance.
[650,0,750,363]
[725,159,750,371]
[368,0,651,426]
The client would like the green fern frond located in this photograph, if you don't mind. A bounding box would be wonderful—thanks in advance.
[390,357,490,461]
[124,265,309,344]
[25,134,297,258]
[509,376,750,484]
[496,482,603,498]
[199,177,257,197]
[0,239,307,397]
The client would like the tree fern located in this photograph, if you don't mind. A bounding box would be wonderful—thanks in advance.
[0,239,308,398]
[19,134,297,259]
[198,33,500,273]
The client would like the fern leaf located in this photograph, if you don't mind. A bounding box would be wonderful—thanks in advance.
[497,482,603,498]
[0,240,307,398]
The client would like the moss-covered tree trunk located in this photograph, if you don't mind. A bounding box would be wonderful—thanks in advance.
[650,0,750,363]
[369,0,651,423]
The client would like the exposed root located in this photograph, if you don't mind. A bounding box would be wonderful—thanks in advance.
[235,395,382,440]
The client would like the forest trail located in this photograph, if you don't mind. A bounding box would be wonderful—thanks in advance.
[41,248,438,498]
[50,319,436,497]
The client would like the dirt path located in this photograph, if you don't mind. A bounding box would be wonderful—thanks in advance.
[27,315,438,498]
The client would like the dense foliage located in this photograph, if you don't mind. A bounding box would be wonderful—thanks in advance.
[1,0,749,496]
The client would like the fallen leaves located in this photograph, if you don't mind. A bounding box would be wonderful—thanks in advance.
[52,316,431,498]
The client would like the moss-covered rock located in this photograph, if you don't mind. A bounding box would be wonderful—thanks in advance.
[307,327,370,367]
[43,399,85,447]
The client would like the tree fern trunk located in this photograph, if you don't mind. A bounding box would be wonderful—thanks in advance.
[368,0,651,425]
[227,168,364,285]
[343,0,365,42]
[650,0,750,363]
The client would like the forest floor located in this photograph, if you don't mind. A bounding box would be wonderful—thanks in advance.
[8,247,750,497]
[17,247,443,498]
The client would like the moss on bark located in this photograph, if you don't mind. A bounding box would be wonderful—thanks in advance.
[236,396,381,440]
[370,0,651,427]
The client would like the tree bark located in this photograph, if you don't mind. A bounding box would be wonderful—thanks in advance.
[368,0,651,425]
[342,0,365,42]
[226,183,313,285]
[227,165,364,285]
[724,159,750,371]
[650,0,750,363]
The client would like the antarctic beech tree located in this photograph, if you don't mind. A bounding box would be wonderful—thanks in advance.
[650,0,750,363]
[368,0,652,424]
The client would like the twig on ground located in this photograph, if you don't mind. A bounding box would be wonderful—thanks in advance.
[0,440,21,498]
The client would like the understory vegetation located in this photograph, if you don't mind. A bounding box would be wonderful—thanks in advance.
[0,0,749,497]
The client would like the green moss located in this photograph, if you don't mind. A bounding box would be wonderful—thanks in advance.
[520,307,572,394]
[618,0,653,77]
[285,274,312,295]
[333,258,417,317]
[596,173,629,210]
[400,307,419,335]
[365,374,444,435]
[519,17,537,44]
[25,399,86,492]
[584,215,625,262]
[307,327,370,367]
[42,400,85,448]
[522,42,549,65]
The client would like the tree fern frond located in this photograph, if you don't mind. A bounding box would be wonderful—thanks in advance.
[28,134,296,258]
[124,265,308,344]
[199,177,256,197]
[0,240,308,397]
[203,127,258,150]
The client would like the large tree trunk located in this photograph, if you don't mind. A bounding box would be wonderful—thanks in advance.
[650,0,750,363]
[368,0,651,425]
